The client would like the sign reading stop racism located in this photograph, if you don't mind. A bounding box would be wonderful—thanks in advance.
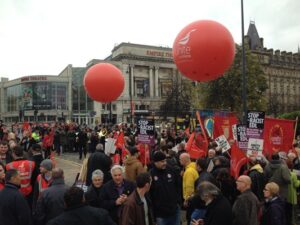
[173,20,235,82]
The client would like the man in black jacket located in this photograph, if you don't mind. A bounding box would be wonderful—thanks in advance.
[149,151,181,225]
[47,186,115,225]
[99,165,135,224]
[34,168,68,225]
[0,169,32,225]
[86,143,112,186]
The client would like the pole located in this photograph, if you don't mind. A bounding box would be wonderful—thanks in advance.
[241,0,247,124]
[109,102,112,124]
[129,65,133,123]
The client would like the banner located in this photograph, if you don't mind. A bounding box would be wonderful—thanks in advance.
[137,117,155,145]
[230,142,248,179]
[237,125,248,151]
[247,138,264,157]
[215,135,231,153]
[246,111,265,139]
[213,115,238,140]
[263,117,295,156]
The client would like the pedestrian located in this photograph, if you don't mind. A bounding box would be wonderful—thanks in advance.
[86,143,112,186]
[99,165,135,224]
[46,186,116,225]
[261,182,286,225]
[32,159,53,210]
[180,152,199,225]
[124,146,144,182]
[232,175,260,225]
[0,162,6,190]
[149,151,181,225]
[34,168,68,225]
[191,181,232,225]
[120,172,154,225]
[0,141,13,165]
[85,169,104,208]
[6,145,35,204]
[0,169,32,225]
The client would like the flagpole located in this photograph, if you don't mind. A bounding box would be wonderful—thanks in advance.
[294,116,298,140]
[241,0,247,124]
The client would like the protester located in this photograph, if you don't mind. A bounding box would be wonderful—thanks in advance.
[85,169,104,207]
[32,159,53,210]
[287,169,300,225]
[46,186,116,225]
[0,140,13,165]
[120,172,154,225]
[30,144,45,186]
[86,143,112,186]
[99,165,135,224]
[180,152,199,225]
[247,157,266,202]
[232,175,260,225]
[0,169,32,225]
[261,182,286,225]
[191,181,232,225]
[124,146,144,182]
[6,145,35,204]
[34,168,68,225]
[149,151,181,225]
[0,162,5,190]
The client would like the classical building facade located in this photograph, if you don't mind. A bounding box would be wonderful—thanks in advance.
[245,22,300,115]
[0,23,299,124]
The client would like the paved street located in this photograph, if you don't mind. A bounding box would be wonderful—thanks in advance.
[54,153,84,186]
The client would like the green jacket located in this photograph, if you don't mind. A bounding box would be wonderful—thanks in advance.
[287,171,300,205]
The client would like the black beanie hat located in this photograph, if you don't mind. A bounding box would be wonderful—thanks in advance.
[153,151,166,162]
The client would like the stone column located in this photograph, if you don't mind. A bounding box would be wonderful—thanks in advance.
[155,67,159,97]
[130,65,135,97]
[149,66,154,97]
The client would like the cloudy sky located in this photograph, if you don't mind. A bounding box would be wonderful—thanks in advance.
[0,0,299,80]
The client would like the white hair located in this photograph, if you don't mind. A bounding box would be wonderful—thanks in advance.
[110,165,124,175]
[92,169,104,180]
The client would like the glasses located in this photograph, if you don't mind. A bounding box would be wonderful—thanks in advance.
[263,188,270,192]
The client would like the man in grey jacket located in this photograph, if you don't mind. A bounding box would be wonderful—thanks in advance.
[232,175,260,225]
[34,168,69,225]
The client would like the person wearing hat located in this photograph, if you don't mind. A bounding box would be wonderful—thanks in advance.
[149,151,181,225]
[124,146,145,182]
[32,159,53,210]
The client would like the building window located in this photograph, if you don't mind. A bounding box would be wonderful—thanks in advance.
[112,104,116,111]
[135,79,149,97]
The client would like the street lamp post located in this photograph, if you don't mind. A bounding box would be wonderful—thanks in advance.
[241,0,247,124]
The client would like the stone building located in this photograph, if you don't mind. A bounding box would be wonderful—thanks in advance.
[245,21,300,115]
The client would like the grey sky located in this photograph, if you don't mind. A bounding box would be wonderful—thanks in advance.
[0,0,299,80]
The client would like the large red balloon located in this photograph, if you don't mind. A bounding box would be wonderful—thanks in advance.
[173,20,235,82]
[84,63,125,103]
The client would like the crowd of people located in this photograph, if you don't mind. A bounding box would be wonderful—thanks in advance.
[0,120,300,225]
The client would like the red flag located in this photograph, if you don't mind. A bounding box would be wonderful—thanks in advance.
[196,111,209,154]
[263,117,295,157]
[184,127,190,137]
[115,132,125,149]
[230,143,248,179]
[213,115,238,140]
[185,132,206,159]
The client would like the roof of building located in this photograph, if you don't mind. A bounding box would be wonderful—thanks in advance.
[247,21,263,50]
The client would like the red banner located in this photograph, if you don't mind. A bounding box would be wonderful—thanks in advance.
[263,117,295,156]
[230,142,248,179]
[213,115,238,140]
[185,132,206,159]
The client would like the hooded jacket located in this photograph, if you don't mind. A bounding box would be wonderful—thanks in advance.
[264,160,291,200]
[248,164,265,201]
[124,156,144,182]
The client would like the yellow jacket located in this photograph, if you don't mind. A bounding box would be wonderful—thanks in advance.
[183,162,199,200]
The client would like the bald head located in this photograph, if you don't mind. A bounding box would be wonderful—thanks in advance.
[236,175,252,192]
[52,168,64,180]
[179,153,191,167]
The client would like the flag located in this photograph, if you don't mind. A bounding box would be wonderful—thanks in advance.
[185,132,206,159]
[115,131,125,149]
[213,115,238,140]
[196,111,209,152]
[230,142,248,179]
[263,117,295,157]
